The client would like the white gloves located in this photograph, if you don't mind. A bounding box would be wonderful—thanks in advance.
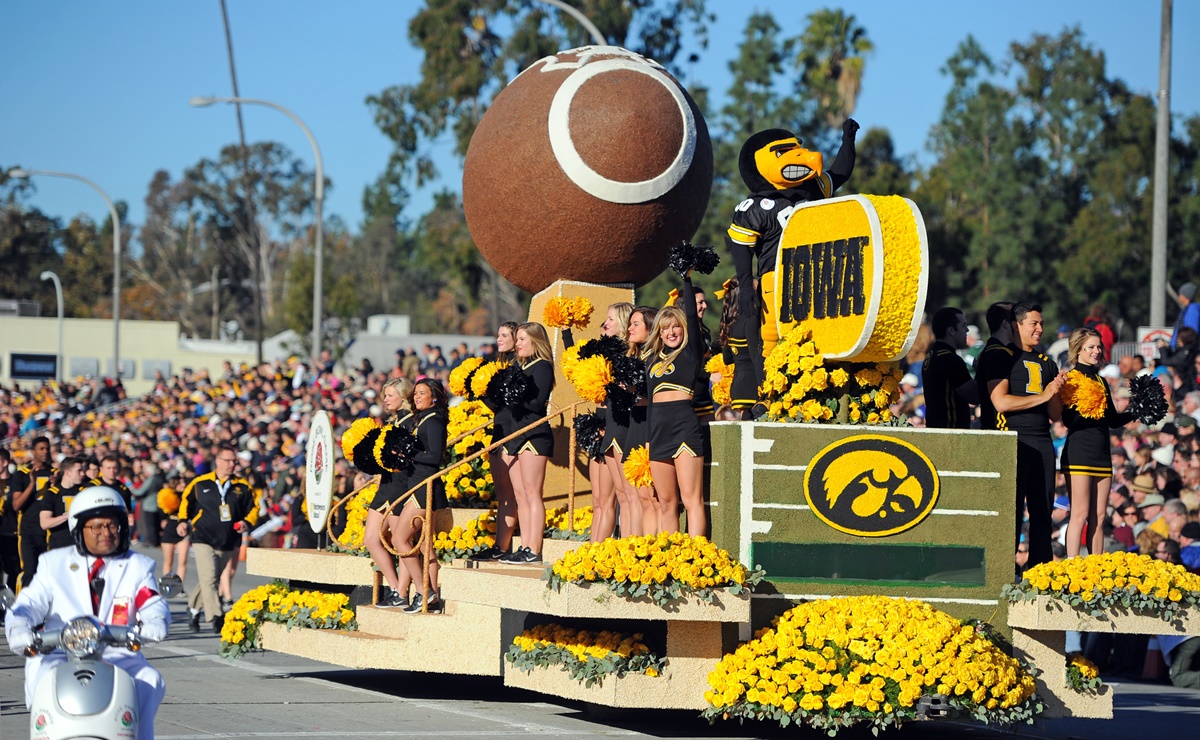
[8,627,34,655]
[138,620,168,644]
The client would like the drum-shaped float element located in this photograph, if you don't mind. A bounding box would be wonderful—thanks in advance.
[771,194,928,362]
[463,45,713,294]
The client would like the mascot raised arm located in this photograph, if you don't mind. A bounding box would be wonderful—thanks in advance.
[726,119,860,398]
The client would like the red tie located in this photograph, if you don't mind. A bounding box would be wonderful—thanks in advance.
[88,558,105,615]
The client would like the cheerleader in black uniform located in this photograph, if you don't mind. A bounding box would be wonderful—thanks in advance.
[1060,328,1135,557]
[716,278,759,418]
[158,473,189,583]
[644,274,707,536]
[474,322,520,561]
[392,378,450,613]
[500,322,556,563]
[625,306,658,534]
[366,377,415,608]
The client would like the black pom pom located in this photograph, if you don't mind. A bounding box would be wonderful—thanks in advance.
[606,384,638,415]
[1128,374,1169,425]
[573,412,606,460]
[578,335,626,363]
[376,426,419,473]
[496,364,532,408]
[611,355,647,396]
[352,428,385,476]
[668,240,721,277]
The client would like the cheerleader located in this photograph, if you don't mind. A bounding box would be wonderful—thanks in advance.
[716,278,758,418]
[473,322,520,561]
[157,472,189,583]
[501,322,556,563]
[643,275,707,536]
[392,378,450,613]
[1060,328,1135,557]
[626,306,658,534]
[367,377,415,608]
[596,303,638,540]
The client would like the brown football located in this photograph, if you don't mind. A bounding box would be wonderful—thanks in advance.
[463,46,713,294]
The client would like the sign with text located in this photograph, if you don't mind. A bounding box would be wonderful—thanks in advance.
[10,353,57,380]
[304,410,335,534]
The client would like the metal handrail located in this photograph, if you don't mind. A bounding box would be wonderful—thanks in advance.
[377,400,584,612]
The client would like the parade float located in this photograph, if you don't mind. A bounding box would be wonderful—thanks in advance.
[242,45,1200,730]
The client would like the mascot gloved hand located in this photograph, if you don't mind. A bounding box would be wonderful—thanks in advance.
[725,118,860,399]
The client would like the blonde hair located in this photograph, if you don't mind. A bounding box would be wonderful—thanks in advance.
[380,377,414,423]
[642,305,688,368]
[1067,327,1103,367]
[517,322,554,363]
[606,302,633,341]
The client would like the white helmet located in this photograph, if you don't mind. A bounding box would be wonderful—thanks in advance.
[68,486,130,556]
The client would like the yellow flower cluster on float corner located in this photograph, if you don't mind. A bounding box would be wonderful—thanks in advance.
[544,505,592,541]
[434,508,497,562]
[220,581,356,659]
[506,623,665,688]
[449,357,486,398]
[547,532,763,608]
[702,595,1041,734]
[543,295,594,330]
[760,326,903,425]
[1002,551,1200,623]
[1060,370,1107,420]
[705,355,734,407]
[1066,653,1102,693]
[444,400,495,507]
[328,482,377,555]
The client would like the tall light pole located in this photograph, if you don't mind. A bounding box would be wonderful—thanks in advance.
[39,271,64,383]
[1149,0,1173,327]
[11,168,122,379]
[189,96,325,357]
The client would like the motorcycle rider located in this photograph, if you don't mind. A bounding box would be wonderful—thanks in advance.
[5,487,169,740]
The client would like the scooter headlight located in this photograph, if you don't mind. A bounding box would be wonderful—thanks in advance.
[60,617,103,658]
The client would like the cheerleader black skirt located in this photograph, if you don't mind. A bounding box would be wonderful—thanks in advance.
[648,399,705,461]
[160,516,185,544]
[612,404,649,455]
[502,419,554,457]
[371,471,411,510]
[406,463,449,511]
[1060,428,1112,479]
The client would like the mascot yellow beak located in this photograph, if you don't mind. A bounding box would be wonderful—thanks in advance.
[752,136,824,190]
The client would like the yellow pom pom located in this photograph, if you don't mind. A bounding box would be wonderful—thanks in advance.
[623,445,654,488]
[340,417,380,460]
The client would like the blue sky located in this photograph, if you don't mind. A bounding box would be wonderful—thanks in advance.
[3,1,1197,247]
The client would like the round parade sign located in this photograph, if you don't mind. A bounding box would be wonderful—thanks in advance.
[305,410,335,533]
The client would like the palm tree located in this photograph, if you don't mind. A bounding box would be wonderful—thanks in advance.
[793,9,874,128]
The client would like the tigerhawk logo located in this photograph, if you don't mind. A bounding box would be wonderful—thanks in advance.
[803,435,939,537]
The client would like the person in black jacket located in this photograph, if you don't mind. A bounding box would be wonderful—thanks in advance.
[177,446,259,633]
[392,378,449,614]
[1060,328,1136,557]
[500,322,555,564]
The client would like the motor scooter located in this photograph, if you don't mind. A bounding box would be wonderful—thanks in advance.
[23,615,144,740]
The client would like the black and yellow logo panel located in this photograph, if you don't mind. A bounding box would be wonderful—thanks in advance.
[803,434,940,537]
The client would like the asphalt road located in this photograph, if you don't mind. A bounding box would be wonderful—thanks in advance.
[2,543,1199,739]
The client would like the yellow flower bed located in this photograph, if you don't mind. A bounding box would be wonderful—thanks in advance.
[1003,551,1200,622]
[220,581,356,659]
[506,623,664,687]
[544,505,592,541]
[1066,653,1102,693]
[760,326,902,424]
[434,509,496,561]
[445,400,495,507]
[330,482,377,555]
[543,296,594,330]
[703,595,1041,732]
[705,355,734,407]
[548,532,762,607]
[1060,369,1107,420]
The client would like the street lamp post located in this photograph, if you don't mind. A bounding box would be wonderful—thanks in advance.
[39,270,64,383]
[11,168,121,380]
[189,96,325,357]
